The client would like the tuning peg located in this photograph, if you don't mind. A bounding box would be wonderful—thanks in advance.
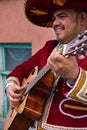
[84,30,87,33]
[80,48,85,53]
[75,46,78,50]
[72,51,77,55]
[82,43,85,46]
[83,35,87,38]
[84,30,87,35]
[77,34,83,40]
[77,34,81,38]
[75,39,79,43]
[83,46,87,54]
[81,48,84,51]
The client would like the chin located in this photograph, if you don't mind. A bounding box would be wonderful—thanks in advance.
[56,36,64,42]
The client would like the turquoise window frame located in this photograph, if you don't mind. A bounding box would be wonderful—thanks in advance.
[0,43,32,117]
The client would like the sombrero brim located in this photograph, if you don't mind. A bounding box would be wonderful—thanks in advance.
[24,0,87,27]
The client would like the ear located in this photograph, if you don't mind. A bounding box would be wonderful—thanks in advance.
[80,12,87,26]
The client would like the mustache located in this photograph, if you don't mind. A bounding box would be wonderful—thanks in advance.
[53,25,65,32]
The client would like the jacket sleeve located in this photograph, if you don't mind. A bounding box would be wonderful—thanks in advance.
[7,40,57,85]
[7,43,47,85]
[66,68,87,104]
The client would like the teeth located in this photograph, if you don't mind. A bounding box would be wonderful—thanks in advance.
[55,27,62,31]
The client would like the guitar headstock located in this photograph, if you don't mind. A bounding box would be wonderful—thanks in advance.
[63,30,87,56]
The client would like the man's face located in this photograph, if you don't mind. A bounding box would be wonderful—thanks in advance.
[53,9,80,43]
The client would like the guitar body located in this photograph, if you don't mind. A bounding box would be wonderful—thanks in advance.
[5,113,33,130]
[4,67,54,130]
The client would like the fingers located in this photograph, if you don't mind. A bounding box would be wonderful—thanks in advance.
[47,50,79,79]
[47,51,64,70]
[9,96,22,108]
[6,85,25,108]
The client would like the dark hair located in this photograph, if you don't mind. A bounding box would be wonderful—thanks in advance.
[75,9,87,13]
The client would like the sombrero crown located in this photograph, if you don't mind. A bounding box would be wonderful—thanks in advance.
[24,0,87,27]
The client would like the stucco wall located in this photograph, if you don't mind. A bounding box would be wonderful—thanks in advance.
[0,0,56,117]
[0,0,56,53]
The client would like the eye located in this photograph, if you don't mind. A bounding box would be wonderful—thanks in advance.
[58,14,67,18]
[52,13,67,21]
[52,16,56,21]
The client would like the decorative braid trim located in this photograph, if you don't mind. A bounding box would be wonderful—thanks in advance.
[41,94,87,130]
[66,68,87,104]
[38,119,45,130]
[6,77,20,86]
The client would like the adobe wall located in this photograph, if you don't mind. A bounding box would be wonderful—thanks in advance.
[0,0,56,54]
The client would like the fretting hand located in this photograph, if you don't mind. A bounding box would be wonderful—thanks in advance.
[47,50,79,85]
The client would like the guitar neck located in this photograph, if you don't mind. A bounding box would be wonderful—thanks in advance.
[24,64,50,95]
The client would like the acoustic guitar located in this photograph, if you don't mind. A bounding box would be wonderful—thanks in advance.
[4,31,87,130]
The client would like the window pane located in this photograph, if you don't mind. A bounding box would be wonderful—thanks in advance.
[5,48,31,71]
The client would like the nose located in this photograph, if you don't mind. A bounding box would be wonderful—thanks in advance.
[53,17,61,27]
